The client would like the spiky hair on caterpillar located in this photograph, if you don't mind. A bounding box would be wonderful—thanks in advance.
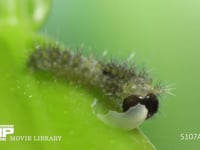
[28,43,166,130]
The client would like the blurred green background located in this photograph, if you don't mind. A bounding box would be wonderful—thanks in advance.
[41,0,200,150]
[1,0,200,150]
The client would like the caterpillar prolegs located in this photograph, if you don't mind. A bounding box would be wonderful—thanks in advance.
[28,43,165,130]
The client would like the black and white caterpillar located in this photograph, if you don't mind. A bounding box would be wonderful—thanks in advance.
[28,43,167,130]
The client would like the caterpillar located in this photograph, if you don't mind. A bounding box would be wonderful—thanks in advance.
[28,43,166,130]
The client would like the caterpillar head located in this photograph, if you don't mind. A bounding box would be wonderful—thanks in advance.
[97,92,159,130]
[122,93,159,119]
[121,78,159,119]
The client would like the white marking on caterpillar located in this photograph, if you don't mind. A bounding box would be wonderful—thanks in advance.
[102,50,108,57]
[91,98,98,108]
[127,52,135,62]
[97,104,147,130]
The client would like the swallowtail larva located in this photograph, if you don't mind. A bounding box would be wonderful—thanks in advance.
[28,43,166,130]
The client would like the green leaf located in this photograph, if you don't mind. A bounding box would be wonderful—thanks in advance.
[0,24,155,149]
[0,0,51,29]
